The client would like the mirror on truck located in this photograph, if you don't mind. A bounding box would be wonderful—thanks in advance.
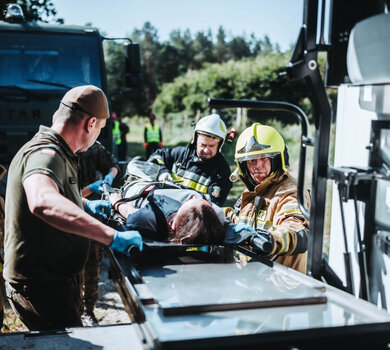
[125,43,142,87]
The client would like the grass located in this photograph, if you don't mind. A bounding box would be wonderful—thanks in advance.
[2,308,27,333]
[1,293,28,333]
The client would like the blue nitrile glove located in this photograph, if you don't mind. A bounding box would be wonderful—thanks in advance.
[110,230,143,256]
[233,222,257,235]
[85,200,112,220]
[103,173,115,186]
[89,179,105,195]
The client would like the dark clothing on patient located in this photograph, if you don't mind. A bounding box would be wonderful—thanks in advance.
[125,192,195,241]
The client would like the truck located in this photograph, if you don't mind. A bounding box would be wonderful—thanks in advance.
[0,3,140,194]
[2,0,390,349]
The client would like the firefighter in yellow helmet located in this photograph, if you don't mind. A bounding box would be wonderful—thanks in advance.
[224,123,310,273]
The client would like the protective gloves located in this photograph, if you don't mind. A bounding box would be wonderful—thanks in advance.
[158,172,173,182]
[103,173,114,186]
[158,142,163,148]
[85,200,112,220]
[110,230,143,256]
[144,142,149,149]
[233,222,257,235]
[88,179,104,195]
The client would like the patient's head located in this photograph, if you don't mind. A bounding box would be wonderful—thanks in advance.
[170,198,225,245]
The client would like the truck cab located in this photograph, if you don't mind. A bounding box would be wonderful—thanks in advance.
[0,20,110,164]
[0,4,141,195]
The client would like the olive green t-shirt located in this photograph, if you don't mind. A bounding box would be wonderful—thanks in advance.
[4,126,89,286]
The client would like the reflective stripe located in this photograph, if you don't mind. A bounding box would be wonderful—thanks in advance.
[148,154,165,165]
[145,122,160,142]
[283,208,303,215]
[256,221,272,230]
[237,216,255,226]
[172,163,212,188]
[238,215,273,230]
[282,204,300,210]
[172,174,208,193]
[156,158,165,165]
[272,227,290,255]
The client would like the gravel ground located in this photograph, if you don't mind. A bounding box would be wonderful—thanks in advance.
[2,255,130,332]
[93,254,131,325]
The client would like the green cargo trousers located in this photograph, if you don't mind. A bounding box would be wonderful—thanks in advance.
[5,274,83,331]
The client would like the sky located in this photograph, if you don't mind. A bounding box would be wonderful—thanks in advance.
[52,0,304,51]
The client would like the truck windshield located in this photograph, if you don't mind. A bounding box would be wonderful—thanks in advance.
[0,32,102,90]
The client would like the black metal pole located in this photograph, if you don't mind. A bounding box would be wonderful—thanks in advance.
[337,184,354,294]
[286,0,332,279]
[353,191,370,301]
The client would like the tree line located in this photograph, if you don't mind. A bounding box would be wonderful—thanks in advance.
[105,22,297,119]
[1,1,319,124]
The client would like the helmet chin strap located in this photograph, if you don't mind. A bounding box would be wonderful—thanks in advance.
[270,155,282,173]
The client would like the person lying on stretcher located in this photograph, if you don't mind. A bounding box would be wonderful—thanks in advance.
[110,188,226,245]
[89,186,274,256]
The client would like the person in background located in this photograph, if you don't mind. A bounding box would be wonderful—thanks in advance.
[78,141,119,326]
[148,113,232,206]
[224,123,310,273]
[144,113,163,158]
[112,112,129,161]
[3,85,142,331]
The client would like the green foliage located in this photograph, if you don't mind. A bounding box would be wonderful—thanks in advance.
[0,0,63,23]
[153,51,309,122]
[104,22,282,116]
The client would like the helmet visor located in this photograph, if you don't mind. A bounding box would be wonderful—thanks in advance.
[236,152,279,163]
[236,135,270,154]
[236,135,279,162]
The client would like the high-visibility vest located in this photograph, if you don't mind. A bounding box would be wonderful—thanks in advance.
[113,120,121,145]
[145,122,160,143]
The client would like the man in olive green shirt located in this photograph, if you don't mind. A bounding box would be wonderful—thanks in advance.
[4,85,142,331]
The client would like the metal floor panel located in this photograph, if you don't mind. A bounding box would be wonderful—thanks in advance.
[140,261,326,315]
[136,260,390,344]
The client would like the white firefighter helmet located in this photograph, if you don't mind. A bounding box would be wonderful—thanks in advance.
[191,113,227,151]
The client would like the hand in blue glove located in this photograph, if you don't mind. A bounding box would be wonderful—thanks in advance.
[89,179,104,194]
[85,200,112,220]
[110,230,143,256]
[103,173,115,186]
[233,222,257,234]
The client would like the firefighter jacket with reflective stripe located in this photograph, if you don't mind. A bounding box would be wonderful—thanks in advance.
[224,171,310,273]
[149,146,232,206]
[144,122,161,143]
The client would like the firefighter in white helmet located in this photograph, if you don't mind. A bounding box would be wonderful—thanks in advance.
[224,123,310,273]
[148,113,232,206]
